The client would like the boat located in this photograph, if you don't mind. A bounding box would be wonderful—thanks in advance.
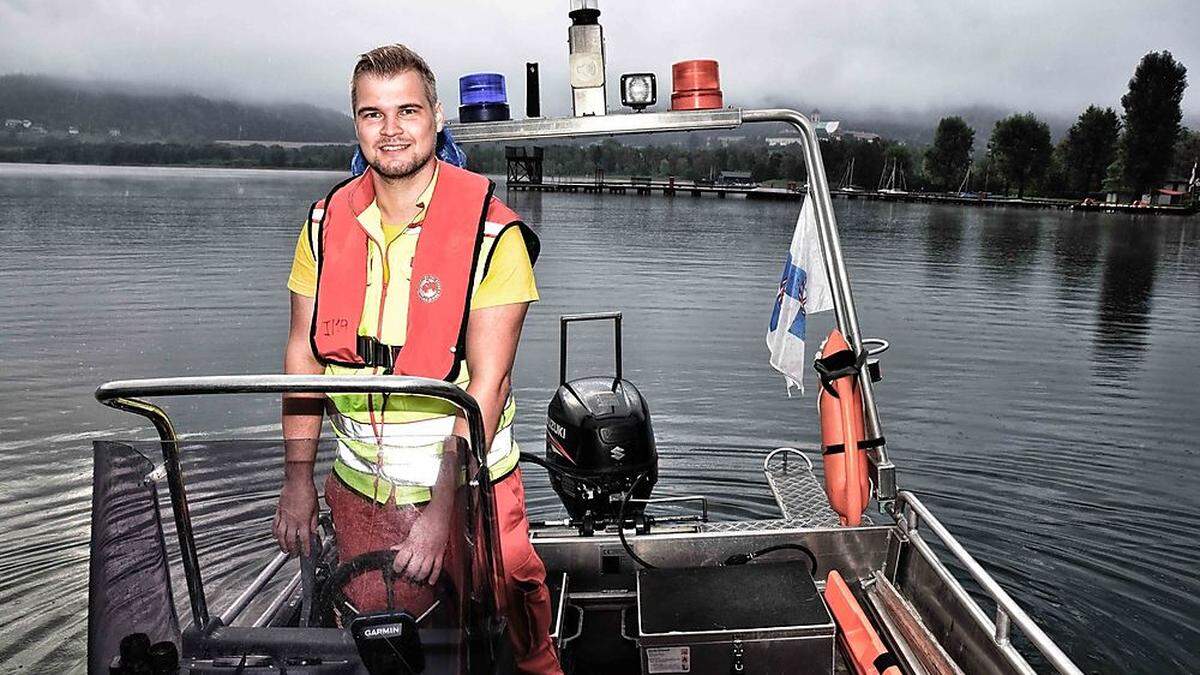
[834,157,864,194]
[86,8,1084,675]
[88,105,1084,675]
[877,157,909,196]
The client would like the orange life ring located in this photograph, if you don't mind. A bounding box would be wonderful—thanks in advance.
[814,330,871,526]
[824,570,902,675]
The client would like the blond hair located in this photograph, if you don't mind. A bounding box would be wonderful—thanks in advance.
[351,44,438,108]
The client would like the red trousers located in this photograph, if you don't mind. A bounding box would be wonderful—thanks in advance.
[325,469,562,675]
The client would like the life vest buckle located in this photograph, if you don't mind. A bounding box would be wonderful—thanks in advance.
[356,335,400,372]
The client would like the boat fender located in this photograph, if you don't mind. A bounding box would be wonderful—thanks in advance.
[813,330,876,526]
[823,570,901,675]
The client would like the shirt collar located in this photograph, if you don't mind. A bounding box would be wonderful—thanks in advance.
[355,160,441,237]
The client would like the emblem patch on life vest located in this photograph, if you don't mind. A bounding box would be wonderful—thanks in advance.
[417,274,442,303]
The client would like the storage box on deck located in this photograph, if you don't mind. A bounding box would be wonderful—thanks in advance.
[636,561,835,674]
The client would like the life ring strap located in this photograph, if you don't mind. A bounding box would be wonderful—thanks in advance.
[873,651,902,673]
[813,347,867,398]
[822,436,886,455]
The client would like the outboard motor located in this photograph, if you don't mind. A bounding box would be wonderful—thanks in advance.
[546,312,657,534]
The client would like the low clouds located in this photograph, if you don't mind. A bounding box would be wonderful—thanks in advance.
[2,0,1196,120]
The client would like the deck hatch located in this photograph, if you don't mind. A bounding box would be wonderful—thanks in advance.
[636,561,835,673]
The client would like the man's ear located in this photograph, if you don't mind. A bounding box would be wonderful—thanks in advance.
[435,102,445,133]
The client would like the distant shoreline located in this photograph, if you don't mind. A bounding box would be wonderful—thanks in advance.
[0,158,344,173]
[0,140,354,172]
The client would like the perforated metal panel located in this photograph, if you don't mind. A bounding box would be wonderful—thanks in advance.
[702,449,844,532]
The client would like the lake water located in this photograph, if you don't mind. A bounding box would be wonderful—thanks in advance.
[0,163,1197,673]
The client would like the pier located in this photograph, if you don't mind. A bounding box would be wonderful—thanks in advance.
[506,176,1084,210]
[507,176,804,201]
[501,147,1196,214]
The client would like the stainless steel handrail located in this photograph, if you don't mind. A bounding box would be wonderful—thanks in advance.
[895,491,1083,674]
[220,550,289,626]
[95,374,490,633]
[743,108,895,505]
[447,108,744,142]
[450,108,896,506]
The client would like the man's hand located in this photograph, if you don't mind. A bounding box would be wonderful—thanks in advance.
[274,475,319,556]
[391,505,451,585]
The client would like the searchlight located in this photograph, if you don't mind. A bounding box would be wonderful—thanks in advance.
[620,73,657,111]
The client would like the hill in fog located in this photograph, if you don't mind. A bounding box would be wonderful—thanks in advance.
[0,74,354,143]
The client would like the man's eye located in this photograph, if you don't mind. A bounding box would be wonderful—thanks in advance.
[400,108,417,116]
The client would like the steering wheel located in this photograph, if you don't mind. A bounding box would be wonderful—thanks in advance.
[313,550,407,627]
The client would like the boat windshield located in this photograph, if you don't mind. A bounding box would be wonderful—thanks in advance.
[89,435,507,673]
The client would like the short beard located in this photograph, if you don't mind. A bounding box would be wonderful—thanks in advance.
[369,146,435,181]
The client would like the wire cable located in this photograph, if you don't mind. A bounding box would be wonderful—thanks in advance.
[723,543,818,575]
[618,472,657,569]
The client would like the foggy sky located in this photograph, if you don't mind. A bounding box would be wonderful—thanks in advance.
[2,0,1198,122]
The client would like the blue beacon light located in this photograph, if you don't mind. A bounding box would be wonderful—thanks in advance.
[458,72,511,123]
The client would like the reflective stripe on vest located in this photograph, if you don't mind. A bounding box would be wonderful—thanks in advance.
[332,422,518,505]
[319,220,521,504]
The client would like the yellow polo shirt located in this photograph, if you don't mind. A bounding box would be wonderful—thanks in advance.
[287,169,538,345]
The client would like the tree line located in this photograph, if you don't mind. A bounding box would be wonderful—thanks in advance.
[475,50,1195,201]
[0,139,353,170]
[0,74,354,143]
[922,51,1192,199]
[2,51,1193,200]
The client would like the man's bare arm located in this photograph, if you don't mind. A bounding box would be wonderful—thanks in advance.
[274,292,325,555]
[393,301,530,583]
[452,301,530,451]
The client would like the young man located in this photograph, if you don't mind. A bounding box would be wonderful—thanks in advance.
[273,44,561,674]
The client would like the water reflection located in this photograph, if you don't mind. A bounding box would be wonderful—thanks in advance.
[1051,218,1101,306]
[922,207,965,283]
[505,188,543,226]
[977,211,1041,291]
[1092,225,1159,378]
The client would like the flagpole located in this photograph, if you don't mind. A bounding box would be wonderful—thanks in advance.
[745,109,897,507]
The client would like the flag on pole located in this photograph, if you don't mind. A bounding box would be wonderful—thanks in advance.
[767,196,834,394]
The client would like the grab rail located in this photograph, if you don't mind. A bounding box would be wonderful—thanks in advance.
[95,374,489,633]
[453,107,896,508]
[894,491,1082,675]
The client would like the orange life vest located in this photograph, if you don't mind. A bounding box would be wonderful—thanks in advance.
[309,162,533,381]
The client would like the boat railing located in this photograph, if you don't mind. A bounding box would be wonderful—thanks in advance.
[449,107,897,510]
[94,374,490,633]
[894,491,1083,675]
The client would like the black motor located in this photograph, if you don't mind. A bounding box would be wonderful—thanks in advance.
[546,313,657,533]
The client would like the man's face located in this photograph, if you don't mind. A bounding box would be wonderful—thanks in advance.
[353,70,443,180]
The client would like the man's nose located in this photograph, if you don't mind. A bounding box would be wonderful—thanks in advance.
[381,113,404,137]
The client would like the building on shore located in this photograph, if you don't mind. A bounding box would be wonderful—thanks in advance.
[766,136,803,147]
[1104,177,1197,207]
[717,170,757,187]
